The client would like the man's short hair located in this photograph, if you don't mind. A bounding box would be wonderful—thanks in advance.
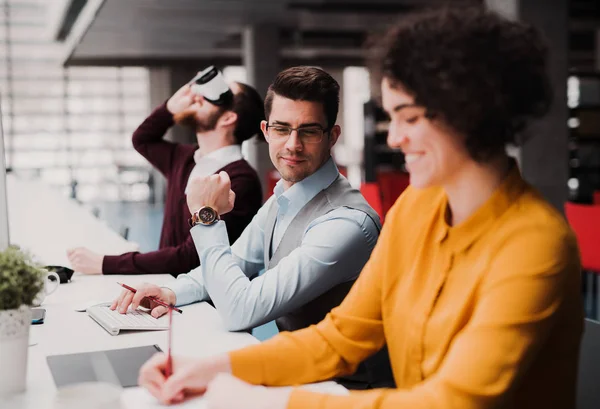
[264,67,340,129]
[231,82,266,144]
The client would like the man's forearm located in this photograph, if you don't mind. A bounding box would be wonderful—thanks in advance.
[164,267,211,307]
[102,239,200,276]
[132,103,173,147]
[131,103,176,175]
[191,214,369,332]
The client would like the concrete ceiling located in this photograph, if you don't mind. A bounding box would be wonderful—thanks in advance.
[63,0,478,66]
[61,0,600,70]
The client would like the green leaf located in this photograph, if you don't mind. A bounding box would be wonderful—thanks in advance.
[0,246,45,310]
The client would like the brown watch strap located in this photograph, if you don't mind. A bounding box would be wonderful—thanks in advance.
[188,206,220,227]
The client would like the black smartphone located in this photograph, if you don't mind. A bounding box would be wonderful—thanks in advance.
[31,308,46,325]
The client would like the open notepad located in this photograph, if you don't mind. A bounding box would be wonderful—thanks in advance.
[121,380,349,408]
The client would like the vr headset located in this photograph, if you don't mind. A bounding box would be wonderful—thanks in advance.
[190,66,233,106]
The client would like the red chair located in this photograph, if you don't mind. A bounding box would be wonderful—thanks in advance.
[566,202,600,318]
[264,170,281,202]
[376,170,410,216]
[565,202,600,272]
[593,191,600,205]
[360,183,384,223]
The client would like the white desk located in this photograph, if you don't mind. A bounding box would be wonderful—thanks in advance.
[5,274,258,409]
[7,174,139,267]
[4,175,258,408]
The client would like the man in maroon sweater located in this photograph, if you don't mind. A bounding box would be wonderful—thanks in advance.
[67,78,264,276]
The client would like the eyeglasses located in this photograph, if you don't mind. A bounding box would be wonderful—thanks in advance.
[265,124,329,144]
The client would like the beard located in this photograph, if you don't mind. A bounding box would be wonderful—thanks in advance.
[278,167,312,184]
[173,107,225,133]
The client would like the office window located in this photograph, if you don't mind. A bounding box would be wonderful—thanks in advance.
[9,80,64,97]
[0,0,151,203]
[342,67,371,187]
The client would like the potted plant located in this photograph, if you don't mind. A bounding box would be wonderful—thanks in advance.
[0,246,44,396]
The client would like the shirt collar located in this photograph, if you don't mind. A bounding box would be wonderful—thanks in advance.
[193,145,242,165]
[435,162,528,252]
[273,157,339,215]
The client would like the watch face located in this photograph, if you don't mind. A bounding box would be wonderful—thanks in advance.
[198,207,217,224]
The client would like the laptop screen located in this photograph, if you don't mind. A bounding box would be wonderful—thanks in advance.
[0,99,10,250]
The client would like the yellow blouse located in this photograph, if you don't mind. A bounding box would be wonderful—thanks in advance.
[230,167,584,409]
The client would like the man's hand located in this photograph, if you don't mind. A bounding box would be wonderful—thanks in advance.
[187,171,236,217]
[66,247,103,275]
[205,373,291,409]
[110,283,176,317]
[138,353,232,405]
[166,84,195,115]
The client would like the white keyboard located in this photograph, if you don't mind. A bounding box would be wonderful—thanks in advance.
[87,303,168,336]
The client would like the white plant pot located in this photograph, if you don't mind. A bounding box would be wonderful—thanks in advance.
[0,305,31,396]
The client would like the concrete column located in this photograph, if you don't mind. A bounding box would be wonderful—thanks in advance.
[327,68,348,178]
[167,66,200,144]
[148,67,171,117]
[0,105,9,250]
[596,30,600,71]
[328,68,345,131]
[486,0,569,211]
[147,67,171,205]
[148,65,205,204]
[243,25,280,194]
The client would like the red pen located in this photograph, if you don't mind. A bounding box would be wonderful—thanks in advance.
[116,282,183,314]
[165,306,174,377]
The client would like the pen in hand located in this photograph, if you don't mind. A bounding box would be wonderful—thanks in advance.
[165,306,173,378]
[116,282,183,314]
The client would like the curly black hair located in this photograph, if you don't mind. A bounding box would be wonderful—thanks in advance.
[371,7,553,161]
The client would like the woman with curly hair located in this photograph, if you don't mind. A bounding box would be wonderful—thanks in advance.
[137,7,583,409]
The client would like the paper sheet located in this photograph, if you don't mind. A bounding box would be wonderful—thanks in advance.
[121,380,348,409]
[121,387,204,409]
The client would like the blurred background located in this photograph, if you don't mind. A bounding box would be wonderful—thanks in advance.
[1,0,599,316]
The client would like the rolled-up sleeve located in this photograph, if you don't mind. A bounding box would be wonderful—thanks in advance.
[164,202,269,307]
[192,207,379,331]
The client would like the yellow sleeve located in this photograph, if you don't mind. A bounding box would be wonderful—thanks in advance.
[229,211,394,386]
[283,226,580,409]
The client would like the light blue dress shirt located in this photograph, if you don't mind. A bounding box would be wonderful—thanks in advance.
[166,158,380,331]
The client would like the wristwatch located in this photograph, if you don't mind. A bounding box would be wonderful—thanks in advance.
[188,206,220,227]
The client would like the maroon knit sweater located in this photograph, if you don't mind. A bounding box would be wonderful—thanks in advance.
[102,103,262,276]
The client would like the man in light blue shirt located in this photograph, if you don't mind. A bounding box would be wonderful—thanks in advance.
[171,156,378,331]
[113,66,393,388]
